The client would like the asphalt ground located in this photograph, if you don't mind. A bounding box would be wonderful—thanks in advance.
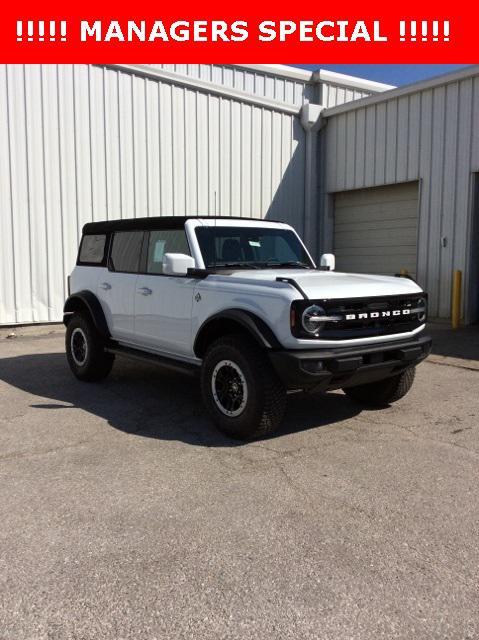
[0,324,478,639]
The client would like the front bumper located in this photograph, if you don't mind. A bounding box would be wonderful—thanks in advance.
[268,334,432,392]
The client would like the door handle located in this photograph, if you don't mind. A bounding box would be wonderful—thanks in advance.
[138,287,152,296]
[100,282,112,290]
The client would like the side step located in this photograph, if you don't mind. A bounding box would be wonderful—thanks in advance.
[105,343,200,377]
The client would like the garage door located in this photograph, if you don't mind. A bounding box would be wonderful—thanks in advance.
[334,182,419,277]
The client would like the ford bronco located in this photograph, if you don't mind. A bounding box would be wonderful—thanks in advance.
[64,217,431,439]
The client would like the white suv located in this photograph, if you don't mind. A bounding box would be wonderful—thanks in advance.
[64,216,431,439]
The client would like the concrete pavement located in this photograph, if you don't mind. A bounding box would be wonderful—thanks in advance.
[0,326,478,639]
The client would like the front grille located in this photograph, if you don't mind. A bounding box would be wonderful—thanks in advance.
[315,294,427,340]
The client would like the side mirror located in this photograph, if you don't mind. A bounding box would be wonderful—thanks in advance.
[320,253,335,271]
[163,253,196,276]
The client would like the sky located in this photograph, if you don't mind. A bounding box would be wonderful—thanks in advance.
[291,64,469,86]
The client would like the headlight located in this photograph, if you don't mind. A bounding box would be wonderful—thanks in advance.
[302,305,327,334]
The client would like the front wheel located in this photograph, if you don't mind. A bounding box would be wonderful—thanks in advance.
[201,335,286,440]
[343,367,416,407]
[65,314,114,382]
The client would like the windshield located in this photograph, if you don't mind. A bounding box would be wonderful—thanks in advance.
[195,226,314,269]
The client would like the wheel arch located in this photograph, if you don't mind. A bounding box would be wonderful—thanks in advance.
[63,291,110,339]
[194,309,281,358]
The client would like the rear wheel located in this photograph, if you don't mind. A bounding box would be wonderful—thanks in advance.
[201,335,286,440]
[343,367,416,407]
[65,314,114,382]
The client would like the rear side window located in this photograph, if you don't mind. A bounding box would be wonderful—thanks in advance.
[147,229,190,274]
[110,231,144,273]
[78,234,106,265]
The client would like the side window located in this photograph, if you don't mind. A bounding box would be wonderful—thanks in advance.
[147,229,190,274]
[78,234,106,265]
[110,231,144,273]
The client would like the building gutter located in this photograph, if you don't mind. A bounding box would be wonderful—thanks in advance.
[231,63,314,83]
[232,64,394,94]
[313,69,394,93]
[105,64,301,115]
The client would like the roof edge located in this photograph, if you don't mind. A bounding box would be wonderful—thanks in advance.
[314,69,394,93]
[107,64,300,115]
[230,64,394,93]
[230,63,314,82]
[322,65,479,117]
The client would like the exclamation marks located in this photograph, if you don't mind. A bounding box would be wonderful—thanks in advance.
[410,21,417,42]
[421,22,428,42]
[443,21,450,42]
[399,20,450,43]
[16,20,67,42]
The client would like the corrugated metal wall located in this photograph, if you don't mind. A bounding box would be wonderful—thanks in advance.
[0,64,306,325]
[148,64,315,106]
[322,73,479,319]
[320,82,373,108]
[148,64,377,108]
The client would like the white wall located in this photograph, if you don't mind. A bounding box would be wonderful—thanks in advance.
[0,64,306,324]
[148,64,384,108]
[148,64,316,106]
[321,68,479,320]
[0,62,399,326]
[320,82,375,108]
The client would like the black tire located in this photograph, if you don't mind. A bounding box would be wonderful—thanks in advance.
[201,335,286,440]
[343,366,416,407]
[65,313,114,382]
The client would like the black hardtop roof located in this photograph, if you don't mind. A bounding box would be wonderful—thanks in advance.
[82,216,282,235]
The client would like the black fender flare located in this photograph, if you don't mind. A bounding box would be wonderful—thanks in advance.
[194,309,282,358]
[63,290,110,339]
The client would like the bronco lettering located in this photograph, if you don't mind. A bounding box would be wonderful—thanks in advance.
[345,309,411,321]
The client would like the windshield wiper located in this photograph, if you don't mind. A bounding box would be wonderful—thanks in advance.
[212,262,261,270]
[263,261,312,269]
[211,261,311,270]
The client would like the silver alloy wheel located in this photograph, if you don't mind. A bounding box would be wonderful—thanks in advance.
[211,359,248,417]
[70,327,88,366]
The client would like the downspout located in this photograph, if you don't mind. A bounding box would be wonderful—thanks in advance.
[299,101,325,260]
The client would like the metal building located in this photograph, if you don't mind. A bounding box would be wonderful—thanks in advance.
[2,63,477,326]
[0,63,388,325]
[319,66,479,323]
[147,64,387,106]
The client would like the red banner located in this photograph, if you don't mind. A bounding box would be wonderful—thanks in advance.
[1,0,477,62]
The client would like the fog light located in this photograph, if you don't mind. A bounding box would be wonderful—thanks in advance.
[417,297,427,323]
[301,360,324,373]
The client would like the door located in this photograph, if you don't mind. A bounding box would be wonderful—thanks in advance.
[97,230,144,342]
[334,182,419,277]
[134,228,196,357]
[468,174,479,323]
